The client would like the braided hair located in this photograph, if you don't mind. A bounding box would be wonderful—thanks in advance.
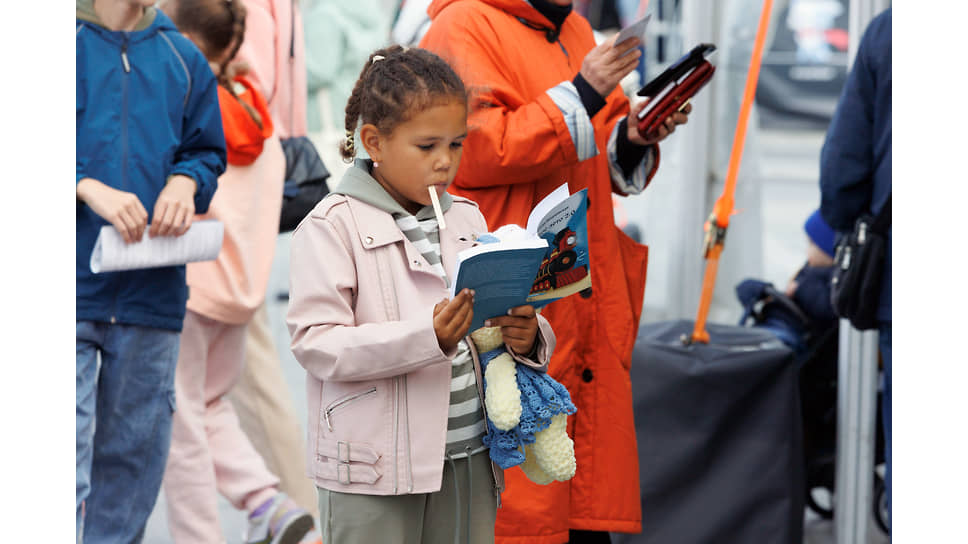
[163,0,259,126]
[341,46,468,163]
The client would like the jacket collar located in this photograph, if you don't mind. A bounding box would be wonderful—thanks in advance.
[527,0,572,31]
[333,160,455,249]
[333,159,453,221]
[428,0,557,31]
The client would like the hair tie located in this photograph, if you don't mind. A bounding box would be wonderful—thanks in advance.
[372,55,385,62]
[345,129,355,150]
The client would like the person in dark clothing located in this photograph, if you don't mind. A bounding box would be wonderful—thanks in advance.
[785,209,837,323]
[736,209,837,356]
[818,6,892,525]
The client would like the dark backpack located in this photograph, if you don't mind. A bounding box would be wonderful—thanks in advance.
[279,136,331,233]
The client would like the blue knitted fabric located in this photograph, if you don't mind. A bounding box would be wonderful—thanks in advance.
[478,346,577,469]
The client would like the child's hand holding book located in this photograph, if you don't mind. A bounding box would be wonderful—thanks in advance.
[484,305,539,357]
[433,288,475,353]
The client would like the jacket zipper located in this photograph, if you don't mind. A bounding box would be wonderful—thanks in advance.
[374,243,411,494]
[393,377,400,494]
[558,40,570,62]
[120,36,130,193]
[112,35,132,324]
[323,387,377,432]
[121,43,131,73]
[402,374,413,492]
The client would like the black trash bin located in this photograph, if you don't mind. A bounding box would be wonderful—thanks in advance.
[613,320,805,544]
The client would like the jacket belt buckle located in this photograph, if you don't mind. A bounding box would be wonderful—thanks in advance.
[337,441,351,463]
[337,441,351,485]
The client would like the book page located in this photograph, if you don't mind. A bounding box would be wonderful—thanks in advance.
[527,183,570,235]
[533,191,585,238]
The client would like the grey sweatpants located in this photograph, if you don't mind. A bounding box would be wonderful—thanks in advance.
[317,450,497,544]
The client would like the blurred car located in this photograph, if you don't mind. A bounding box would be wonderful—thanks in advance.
[756,0,850,129]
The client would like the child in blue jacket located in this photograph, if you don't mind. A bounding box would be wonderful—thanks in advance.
[75,0,225,541]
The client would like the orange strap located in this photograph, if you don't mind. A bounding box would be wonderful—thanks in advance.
[691,0,774,344]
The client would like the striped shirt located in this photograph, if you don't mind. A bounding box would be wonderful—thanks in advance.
[392,212,487,458]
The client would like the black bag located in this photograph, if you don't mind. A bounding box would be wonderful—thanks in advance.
[614,320,805,544]
[279,136,331,233]
[829,195,891,330]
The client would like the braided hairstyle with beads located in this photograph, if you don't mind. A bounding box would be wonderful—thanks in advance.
[340,46,468,163]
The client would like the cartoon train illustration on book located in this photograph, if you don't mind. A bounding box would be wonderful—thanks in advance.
[530,227,589,295]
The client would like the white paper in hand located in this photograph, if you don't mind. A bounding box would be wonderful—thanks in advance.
[89,219,224,273]
[614,13,652,55]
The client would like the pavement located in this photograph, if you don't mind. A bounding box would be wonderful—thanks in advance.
[141,125,890,543]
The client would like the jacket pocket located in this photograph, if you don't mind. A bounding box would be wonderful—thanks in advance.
[322,387,377,432]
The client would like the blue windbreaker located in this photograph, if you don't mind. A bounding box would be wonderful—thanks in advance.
[76,8,226,331]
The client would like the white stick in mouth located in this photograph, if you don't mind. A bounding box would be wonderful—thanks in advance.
[429,186,447,230]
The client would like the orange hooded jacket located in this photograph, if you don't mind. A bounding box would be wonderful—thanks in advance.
[422,1,657,541]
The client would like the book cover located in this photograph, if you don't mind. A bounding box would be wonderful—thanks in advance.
[451,184,590,332]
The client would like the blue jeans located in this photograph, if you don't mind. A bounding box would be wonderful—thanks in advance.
[879,322,892,527]
[76,321,180,543]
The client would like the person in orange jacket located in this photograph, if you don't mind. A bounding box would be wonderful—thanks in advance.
[421,1,691,542]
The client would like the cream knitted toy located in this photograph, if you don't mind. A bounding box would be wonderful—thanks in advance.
[469,326,577,484]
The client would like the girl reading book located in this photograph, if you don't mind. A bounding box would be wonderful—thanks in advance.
[286,45,556,543]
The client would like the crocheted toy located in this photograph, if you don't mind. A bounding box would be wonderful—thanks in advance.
[469,326,577,484]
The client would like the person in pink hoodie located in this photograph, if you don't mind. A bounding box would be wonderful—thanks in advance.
[157,1,316,542]
[224,0,321,517]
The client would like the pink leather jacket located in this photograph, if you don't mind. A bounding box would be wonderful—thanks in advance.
[287,193,555,496]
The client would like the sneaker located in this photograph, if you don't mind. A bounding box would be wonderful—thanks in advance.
[244,492,315,544]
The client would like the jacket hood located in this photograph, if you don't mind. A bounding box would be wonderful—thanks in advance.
[427,0,554,29]
[76,0,163,33]
[333,160,453,220]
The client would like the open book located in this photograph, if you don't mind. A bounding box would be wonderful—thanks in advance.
[451,184,591,332]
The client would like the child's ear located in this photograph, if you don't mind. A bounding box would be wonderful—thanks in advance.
[359,123,383,163]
